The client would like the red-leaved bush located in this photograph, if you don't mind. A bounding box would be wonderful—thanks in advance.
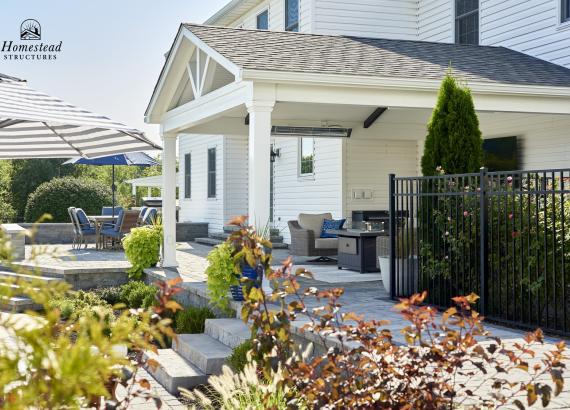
[228,218,568,409]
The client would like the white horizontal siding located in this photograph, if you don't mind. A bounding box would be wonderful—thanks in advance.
[230,1,271,29]
[178,134,225,234]
[418,0,454,42]
[313,0,418,39]
[272,136,343,243]
[481,0,570,68]
[224,136,249,222]
[344,136,419,224]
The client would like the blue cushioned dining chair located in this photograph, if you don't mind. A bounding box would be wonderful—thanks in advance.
[73,208,96,249]
[100,210,139,249]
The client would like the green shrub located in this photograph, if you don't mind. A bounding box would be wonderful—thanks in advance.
[421,73,483,176]
[24,177,111,222]
[119,281,158,309]
[91,286,123,306]
[123,224,162,280]
[174,306,216,334]
[227,339,253,373]
[206,242,238,313]
[48,290,114,322]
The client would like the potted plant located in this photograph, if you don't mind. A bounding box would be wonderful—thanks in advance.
[378,229,417,294]
[205,217,273,309]
[226,216,272,301]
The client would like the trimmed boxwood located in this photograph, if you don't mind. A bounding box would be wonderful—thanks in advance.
[24,177,112,222]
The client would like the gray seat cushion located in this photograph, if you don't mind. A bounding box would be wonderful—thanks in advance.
[314,237,338,250]
[298,213,333,235]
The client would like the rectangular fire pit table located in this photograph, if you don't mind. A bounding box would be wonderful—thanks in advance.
[328,229,387,273]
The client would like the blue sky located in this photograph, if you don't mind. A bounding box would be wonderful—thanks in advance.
[0,0,229,144]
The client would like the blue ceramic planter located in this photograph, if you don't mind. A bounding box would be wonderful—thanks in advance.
[230,265,262,302]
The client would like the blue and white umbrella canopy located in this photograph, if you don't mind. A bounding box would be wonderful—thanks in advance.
[62,152,160,167]
[0,73,161,159]
[63,152,161,214]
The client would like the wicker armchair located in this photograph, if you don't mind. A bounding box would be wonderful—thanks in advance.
[288,213,337,262]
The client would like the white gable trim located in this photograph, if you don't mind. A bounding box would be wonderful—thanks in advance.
[146,25,241,123]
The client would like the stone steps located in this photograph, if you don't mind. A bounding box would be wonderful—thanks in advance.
[144,349,208,395]
[0,270,63,284]
[194,237,223,247]
[1,295,41,312]
[204,318,251,349]
[173,333,233,375]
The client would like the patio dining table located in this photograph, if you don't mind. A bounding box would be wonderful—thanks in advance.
[88,215,117,250]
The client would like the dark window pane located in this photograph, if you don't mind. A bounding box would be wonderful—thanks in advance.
[564,0,570,22]
[184,153,191,199]
[285,0,299,32]
[208,148,216,198]
[257,10,269,30]
[455,0,479,45]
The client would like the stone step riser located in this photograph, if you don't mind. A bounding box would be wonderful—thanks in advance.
[144,349,208,396]
[204,319,251,349]
[0,271,63,283]
[210,232,285,243]
[173,334,232,375]
[1,296,42,313]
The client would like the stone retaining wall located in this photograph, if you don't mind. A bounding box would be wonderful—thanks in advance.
[20,222,209,244]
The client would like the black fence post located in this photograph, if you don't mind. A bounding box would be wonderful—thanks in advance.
[479,167,489,315]
[389,173,396,299]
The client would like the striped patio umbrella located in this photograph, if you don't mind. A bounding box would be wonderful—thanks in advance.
[0,73,161,159]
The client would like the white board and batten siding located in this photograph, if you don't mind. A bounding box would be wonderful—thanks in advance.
[178,135,226,234]
[223,136,249,223]
[313,0,417,39]
[271,137,343,243]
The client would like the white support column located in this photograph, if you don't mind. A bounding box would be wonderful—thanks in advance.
[246,101,274,228]
[161,133,178,268]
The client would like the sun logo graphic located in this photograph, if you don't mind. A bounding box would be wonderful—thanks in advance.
[20,19,41,40]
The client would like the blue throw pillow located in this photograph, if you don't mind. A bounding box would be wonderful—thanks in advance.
[321,218,346,238]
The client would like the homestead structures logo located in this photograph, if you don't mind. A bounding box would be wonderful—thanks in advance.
[20,19,41,40]
[2,19,62,61]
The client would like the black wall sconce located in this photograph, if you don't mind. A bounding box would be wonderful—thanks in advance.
[270,147,281,162]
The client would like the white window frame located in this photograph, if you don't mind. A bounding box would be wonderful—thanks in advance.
[285,0,299,32]
[256,8,269,30]
[454,0,480,45]
[298,137,315,178]
[207,147,217,199]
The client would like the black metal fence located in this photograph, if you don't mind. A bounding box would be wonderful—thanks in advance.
[389,168,570,336]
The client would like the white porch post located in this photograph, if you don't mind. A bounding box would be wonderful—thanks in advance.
[246,101,274,227]
[161,132,178,268]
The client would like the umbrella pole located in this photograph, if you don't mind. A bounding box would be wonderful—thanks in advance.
[112,164,116,218]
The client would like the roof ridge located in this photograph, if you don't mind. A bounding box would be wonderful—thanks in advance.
[181,23,506,50]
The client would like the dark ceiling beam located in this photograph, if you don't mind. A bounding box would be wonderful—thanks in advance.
[363,107,388,129]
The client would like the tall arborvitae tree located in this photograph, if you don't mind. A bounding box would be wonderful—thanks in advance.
[421,73,483,176]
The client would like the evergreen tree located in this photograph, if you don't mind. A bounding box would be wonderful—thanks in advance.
[421,73,483,176]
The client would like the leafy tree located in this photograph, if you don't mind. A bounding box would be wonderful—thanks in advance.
[0,161,16,222]
[421,73,484,176]
[9,159,72,220]
[24,177,111,222]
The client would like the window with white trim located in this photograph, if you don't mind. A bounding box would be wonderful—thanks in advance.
[207,148,216,198]
[257,9,269,30]
[285,0,299,32]
[184,153,191,199]
[455,0,479,45]
[563,0,570,23]
[299,138,314,176]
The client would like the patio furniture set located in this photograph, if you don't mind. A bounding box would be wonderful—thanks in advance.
[288,212,388,274]
[67,206,158,250]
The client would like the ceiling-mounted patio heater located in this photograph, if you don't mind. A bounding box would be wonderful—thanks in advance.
[271,126,352,138]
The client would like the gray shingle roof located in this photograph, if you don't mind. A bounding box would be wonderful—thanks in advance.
[183,24,570,88]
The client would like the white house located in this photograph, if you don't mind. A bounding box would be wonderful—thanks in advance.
[146,0,570,267]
